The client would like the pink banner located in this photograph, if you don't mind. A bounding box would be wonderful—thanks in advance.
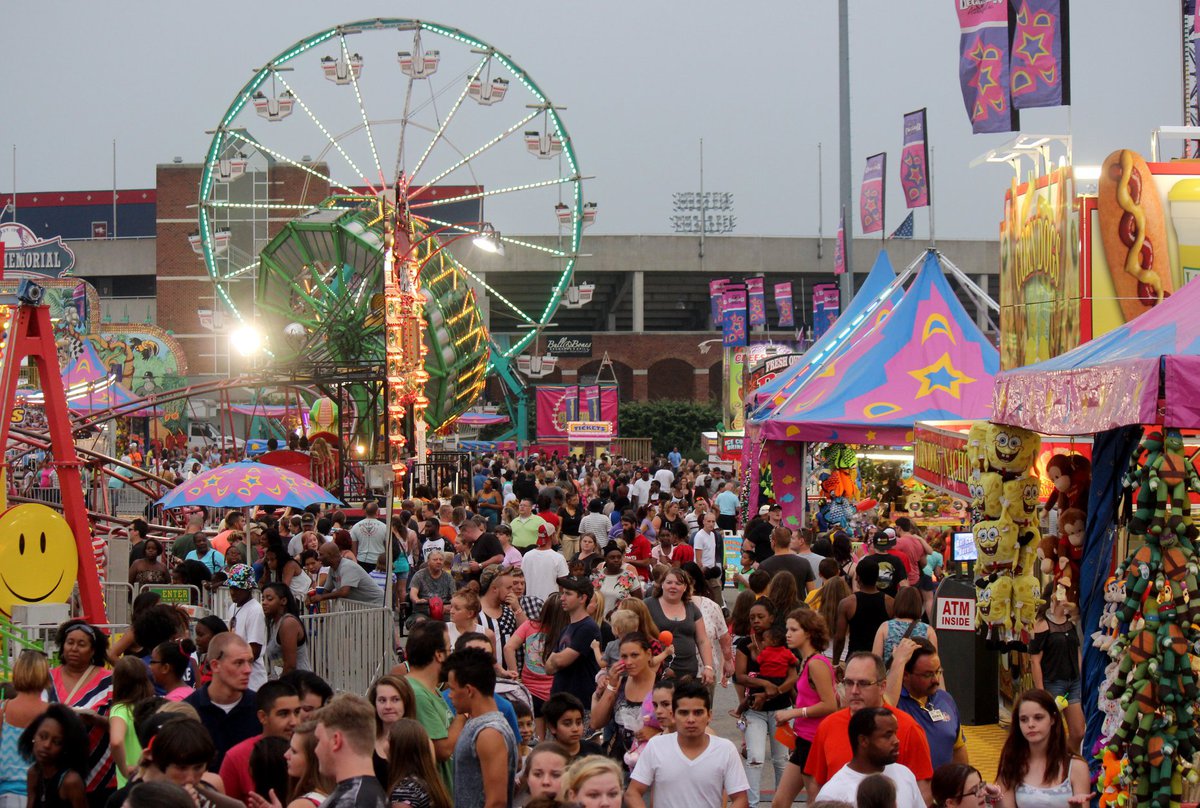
[774,281,794,328]
[860,153,886,234]
[746,277,767,327]
[535,385,619,441]
[900,109,929,209]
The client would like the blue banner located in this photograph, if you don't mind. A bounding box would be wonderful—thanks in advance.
[721,284,748,348]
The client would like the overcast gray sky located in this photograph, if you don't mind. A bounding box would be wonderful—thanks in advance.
[1,1,1187,240]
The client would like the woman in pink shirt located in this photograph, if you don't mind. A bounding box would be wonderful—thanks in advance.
[771,608,839,808]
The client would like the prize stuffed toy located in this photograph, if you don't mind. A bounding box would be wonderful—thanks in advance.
[1104,428,1200,807]
[968,421,1041,649]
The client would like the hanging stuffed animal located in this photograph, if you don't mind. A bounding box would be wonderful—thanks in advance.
[969,421,1041,651]
[1105,427,1200,807]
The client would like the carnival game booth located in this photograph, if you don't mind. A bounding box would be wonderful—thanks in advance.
[744,250,1000,531]
[991,276,1200,806]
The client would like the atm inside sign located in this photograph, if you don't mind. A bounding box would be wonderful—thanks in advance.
[935,597,975,631]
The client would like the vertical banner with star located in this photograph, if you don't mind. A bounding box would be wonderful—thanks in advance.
[721,284,748,348]
[860,153,886,235]
[709,278,728,326]
[774,282,794,328]
[957,0,1019,134]
[900,110,930,209]
[746,276,767,328]
[1009,0,1070,109]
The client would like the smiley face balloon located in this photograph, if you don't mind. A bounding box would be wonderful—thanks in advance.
[0,504,79,615]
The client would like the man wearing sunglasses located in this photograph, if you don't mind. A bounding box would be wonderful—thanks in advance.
[804,652,933,804]
[885,637,968,769]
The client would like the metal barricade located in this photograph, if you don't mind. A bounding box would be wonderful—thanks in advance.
[104,582,136,627]
[300,601,395,695]
[203,587,236,623]
[111,488,152,517]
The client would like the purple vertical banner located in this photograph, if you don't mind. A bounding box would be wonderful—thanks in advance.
[774,282,794,328]
[860,152,886,234]
[563,385,580,421]
[1010,0,1070,109]
[834,207,846,275]
[901,109,929,209]
[957,0,1019,134]
[746,276,767,327]
[721,284,747,348]
[709,278,728,324]
[812,283,841,340]
[580,385,601,420]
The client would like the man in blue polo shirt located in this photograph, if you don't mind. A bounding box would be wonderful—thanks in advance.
[185,632,262,770]
[885,637,967,768]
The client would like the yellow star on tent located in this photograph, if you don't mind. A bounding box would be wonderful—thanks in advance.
[865,430,877,441]
[908,353,976,400]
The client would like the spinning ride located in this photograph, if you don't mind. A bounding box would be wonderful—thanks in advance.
[197,19,589,437]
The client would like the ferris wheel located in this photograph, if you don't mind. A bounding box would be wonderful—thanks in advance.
[196,19,592,399]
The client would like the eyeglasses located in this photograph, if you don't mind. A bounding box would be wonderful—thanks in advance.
[912,669,944,680]
[843,678,882,690]
[956,783,990,800]
[149,658,165,666]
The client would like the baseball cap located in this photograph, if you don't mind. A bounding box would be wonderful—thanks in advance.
[875,528,897,549]
[758,505,771,516]
[536,522,555,545]
[226,564,257,590]
[557,575,594,597]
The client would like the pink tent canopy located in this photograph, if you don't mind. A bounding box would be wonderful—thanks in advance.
[993,275,1200,434]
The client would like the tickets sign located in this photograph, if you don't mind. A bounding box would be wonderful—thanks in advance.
[935,596,975,631]
[566,420,614,442]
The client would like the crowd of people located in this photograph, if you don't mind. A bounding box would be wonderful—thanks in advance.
[0,450,1092,807]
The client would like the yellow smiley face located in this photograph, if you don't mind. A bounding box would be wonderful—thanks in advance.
[0,504,79,615]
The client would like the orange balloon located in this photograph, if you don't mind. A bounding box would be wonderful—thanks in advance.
[659,630,673,646]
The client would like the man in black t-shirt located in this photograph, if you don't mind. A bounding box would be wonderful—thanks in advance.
[863,529,912,599]
[757,526,816,593]
[745,505,781,566]
[461,516,503,583]
[544,575,601,716]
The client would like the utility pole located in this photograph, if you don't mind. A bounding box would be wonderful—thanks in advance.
[838,0,853,300]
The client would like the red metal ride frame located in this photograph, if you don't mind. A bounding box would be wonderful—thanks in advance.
[0,303,106,623]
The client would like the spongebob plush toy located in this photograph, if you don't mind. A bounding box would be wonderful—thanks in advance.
[968,421,1042,651]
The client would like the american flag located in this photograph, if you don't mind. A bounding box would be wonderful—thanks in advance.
[889,212,914,239]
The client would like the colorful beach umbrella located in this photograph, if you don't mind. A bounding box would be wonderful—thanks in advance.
[155,461,342,510]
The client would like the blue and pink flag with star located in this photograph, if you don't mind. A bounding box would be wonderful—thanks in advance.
[721,284,748,348]
[1009,0,1070,110]
[900,110,929,209]
[957,0,1019,134]
[860,153,886,234]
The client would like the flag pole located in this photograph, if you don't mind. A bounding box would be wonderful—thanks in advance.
[881,153,887,246]
[928,146,937,247]
[816,141,825,260]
